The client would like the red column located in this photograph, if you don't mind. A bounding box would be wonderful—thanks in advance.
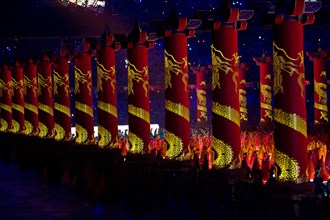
[96,36,120,148]
[127,26,154,154]
[239,63,249,122]
[306,49,329,125]
[74,42,94,144]
[164,20,194,159]
[212,23,240,168]
[0,65,13,132]
[192,65,208,128]
[195,5,253,168]
[24,58,39,136]
[253,55,273,123]
[53,49,72,141]
[272,1,314,181]
[37,55,55,138]
[11,62,25,133]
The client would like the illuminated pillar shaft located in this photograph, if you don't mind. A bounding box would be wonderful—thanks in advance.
[273,19,307,180]
[313,58,327,124]
[164,32,190,159]
[53,49,71,141]
[37,56,54,138]
[11,62,25,133]
[0,65,13,132]
[24,59,39,136]
[212,25,240,168]
[258,59,273,122]
[239,63,248,122]
[127,45,150,153]
[196,66,208,127]
[74,43,94,144]
[306,51,328,125]
[97,39,119,148]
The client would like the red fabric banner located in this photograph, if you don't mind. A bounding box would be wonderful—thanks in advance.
[127,44,151,154]
[74,43,94,144]
[211,25,240,168]
[313,58,327,125]
[164,32,190,159]
[273,19,307,180]
[53,49,72,141]
[11,62,25,133]
[0,65,13,132]
[37,55,54,138]
[96,38,119,148]
[254,56,273,123]
[23,59,39,136]
[306,50,328,125]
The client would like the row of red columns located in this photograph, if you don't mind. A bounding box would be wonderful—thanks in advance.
[0,0,325,182]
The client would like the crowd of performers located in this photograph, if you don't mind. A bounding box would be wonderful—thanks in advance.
[116,127,330,186]
[116,128,213,169]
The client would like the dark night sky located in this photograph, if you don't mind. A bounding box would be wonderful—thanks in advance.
[0,0,329,37]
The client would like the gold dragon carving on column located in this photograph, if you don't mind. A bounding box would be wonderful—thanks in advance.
[211,45,239,93]
[127,61,148,97]
[164,50,188,92]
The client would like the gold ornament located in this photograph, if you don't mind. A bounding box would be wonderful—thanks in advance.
[127,61,148,97]
[211,45,239,92]
[75,101,93,118]
[98,100,117,118]
[53,70,70,97]
[37,73,52,98]
[212,136,233,168]
[38,103,53,116]
[274,108,307,137]
[55,123,66,141]
[97,61,116,94]
[212,102,240,126]
[75,123,88,144]
[165,129,183,159]
[274,148,300,182]
[74,66,92,95]
[24,102,38,115]
[128,131,144,154]
[165,100,190,122]
[24,75,37,97]
[164,50,188,91]
[128,104,150,123]
[12,78,24,99]
[54,102,71,117]
[98,125,112,148]
[273,42,304,97]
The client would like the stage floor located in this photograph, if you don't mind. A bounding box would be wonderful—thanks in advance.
[0,158,329,220]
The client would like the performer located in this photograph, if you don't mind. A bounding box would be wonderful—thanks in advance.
[246,132,257,176]
[119,130,129,157]
[240,131,249,169]
[207,135,213,170]
[150,129,159,157]
[189,130,199,160]
[151,129,166,159]
[200,130,212,169]
[317,140,329,181]
[261,132,275,184]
